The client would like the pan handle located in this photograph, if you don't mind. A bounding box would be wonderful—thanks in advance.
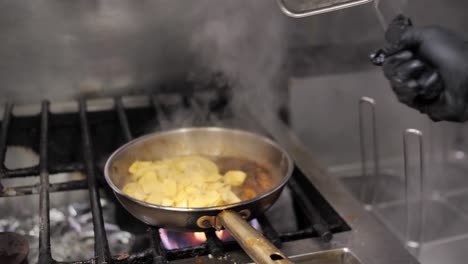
[217,210,293,264]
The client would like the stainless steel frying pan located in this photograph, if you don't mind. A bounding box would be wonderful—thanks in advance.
[104,127,294,264]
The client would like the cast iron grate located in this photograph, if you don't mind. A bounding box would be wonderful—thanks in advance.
[0,92,349,264]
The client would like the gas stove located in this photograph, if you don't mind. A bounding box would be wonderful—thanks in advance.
[0,89,417,263]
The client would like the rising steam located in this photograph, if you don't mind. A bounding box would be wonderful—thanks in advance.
[155,0,289,131]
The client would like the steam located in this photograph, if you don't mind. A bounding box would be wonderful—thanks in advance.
[190,0,288,125]
[147,0,288,131]
[0,0,288,126]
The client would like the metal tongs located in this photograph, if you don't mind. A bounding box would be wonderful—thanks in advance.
[277,0,412,67]
[276,0,373,18]
[370,15,413,66]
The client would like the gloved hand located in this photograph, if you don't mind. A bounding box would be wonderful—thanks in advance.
[378,21,468,122]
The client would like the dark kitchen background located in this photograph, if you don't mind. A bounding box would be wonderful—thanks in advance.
[1,0,468,264]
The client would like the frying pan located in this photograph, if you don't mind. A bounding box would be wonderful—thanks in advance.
[104,127,294,264]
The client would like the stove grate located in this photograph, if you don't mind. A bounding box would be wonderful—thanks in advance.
[0,93,349,263]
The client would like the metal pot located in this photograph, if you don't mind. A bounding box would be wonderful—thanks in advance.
[104,127,294,264]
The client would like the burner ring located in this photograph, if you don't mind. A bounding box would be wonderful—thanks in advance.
[0,232,29,264]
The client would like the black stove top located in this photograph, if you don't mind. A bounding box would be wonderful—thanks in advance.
[0,91,349,263]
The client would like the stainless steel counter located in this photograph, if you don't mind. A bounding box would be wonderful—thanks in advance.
[258,111,419,264]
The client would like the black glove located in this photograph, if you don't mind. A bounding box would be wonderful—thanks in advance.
[376,19,468,122]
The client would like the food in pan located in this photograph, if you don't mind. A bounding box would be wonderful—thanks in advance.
[122,155,273,208]
[123,155,247,207]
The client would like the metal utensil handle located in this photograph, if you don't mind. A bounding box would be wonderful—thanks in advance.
[359,97,380,208]
[217,210,293,264]
[373,0,410,29]
[277,0,372,18]
[370,14,413,66]
[403,129,425,256]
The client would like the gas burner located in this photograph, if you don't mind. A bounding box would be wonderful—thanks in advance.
[0,232,29,264]
[159,220,260,250]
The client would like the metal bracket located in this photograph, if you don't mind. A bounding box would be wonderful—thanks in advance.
[359,97,380,209]
[197,209,251,230]
[403,128,425,257]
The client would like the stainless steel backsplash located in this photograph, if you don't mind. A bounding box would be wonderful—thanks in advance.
[0,0,288,105]
[0,0,466,103]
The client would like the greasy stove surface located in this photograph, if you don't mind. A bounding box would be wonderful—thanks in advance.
[0,92,350,263]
